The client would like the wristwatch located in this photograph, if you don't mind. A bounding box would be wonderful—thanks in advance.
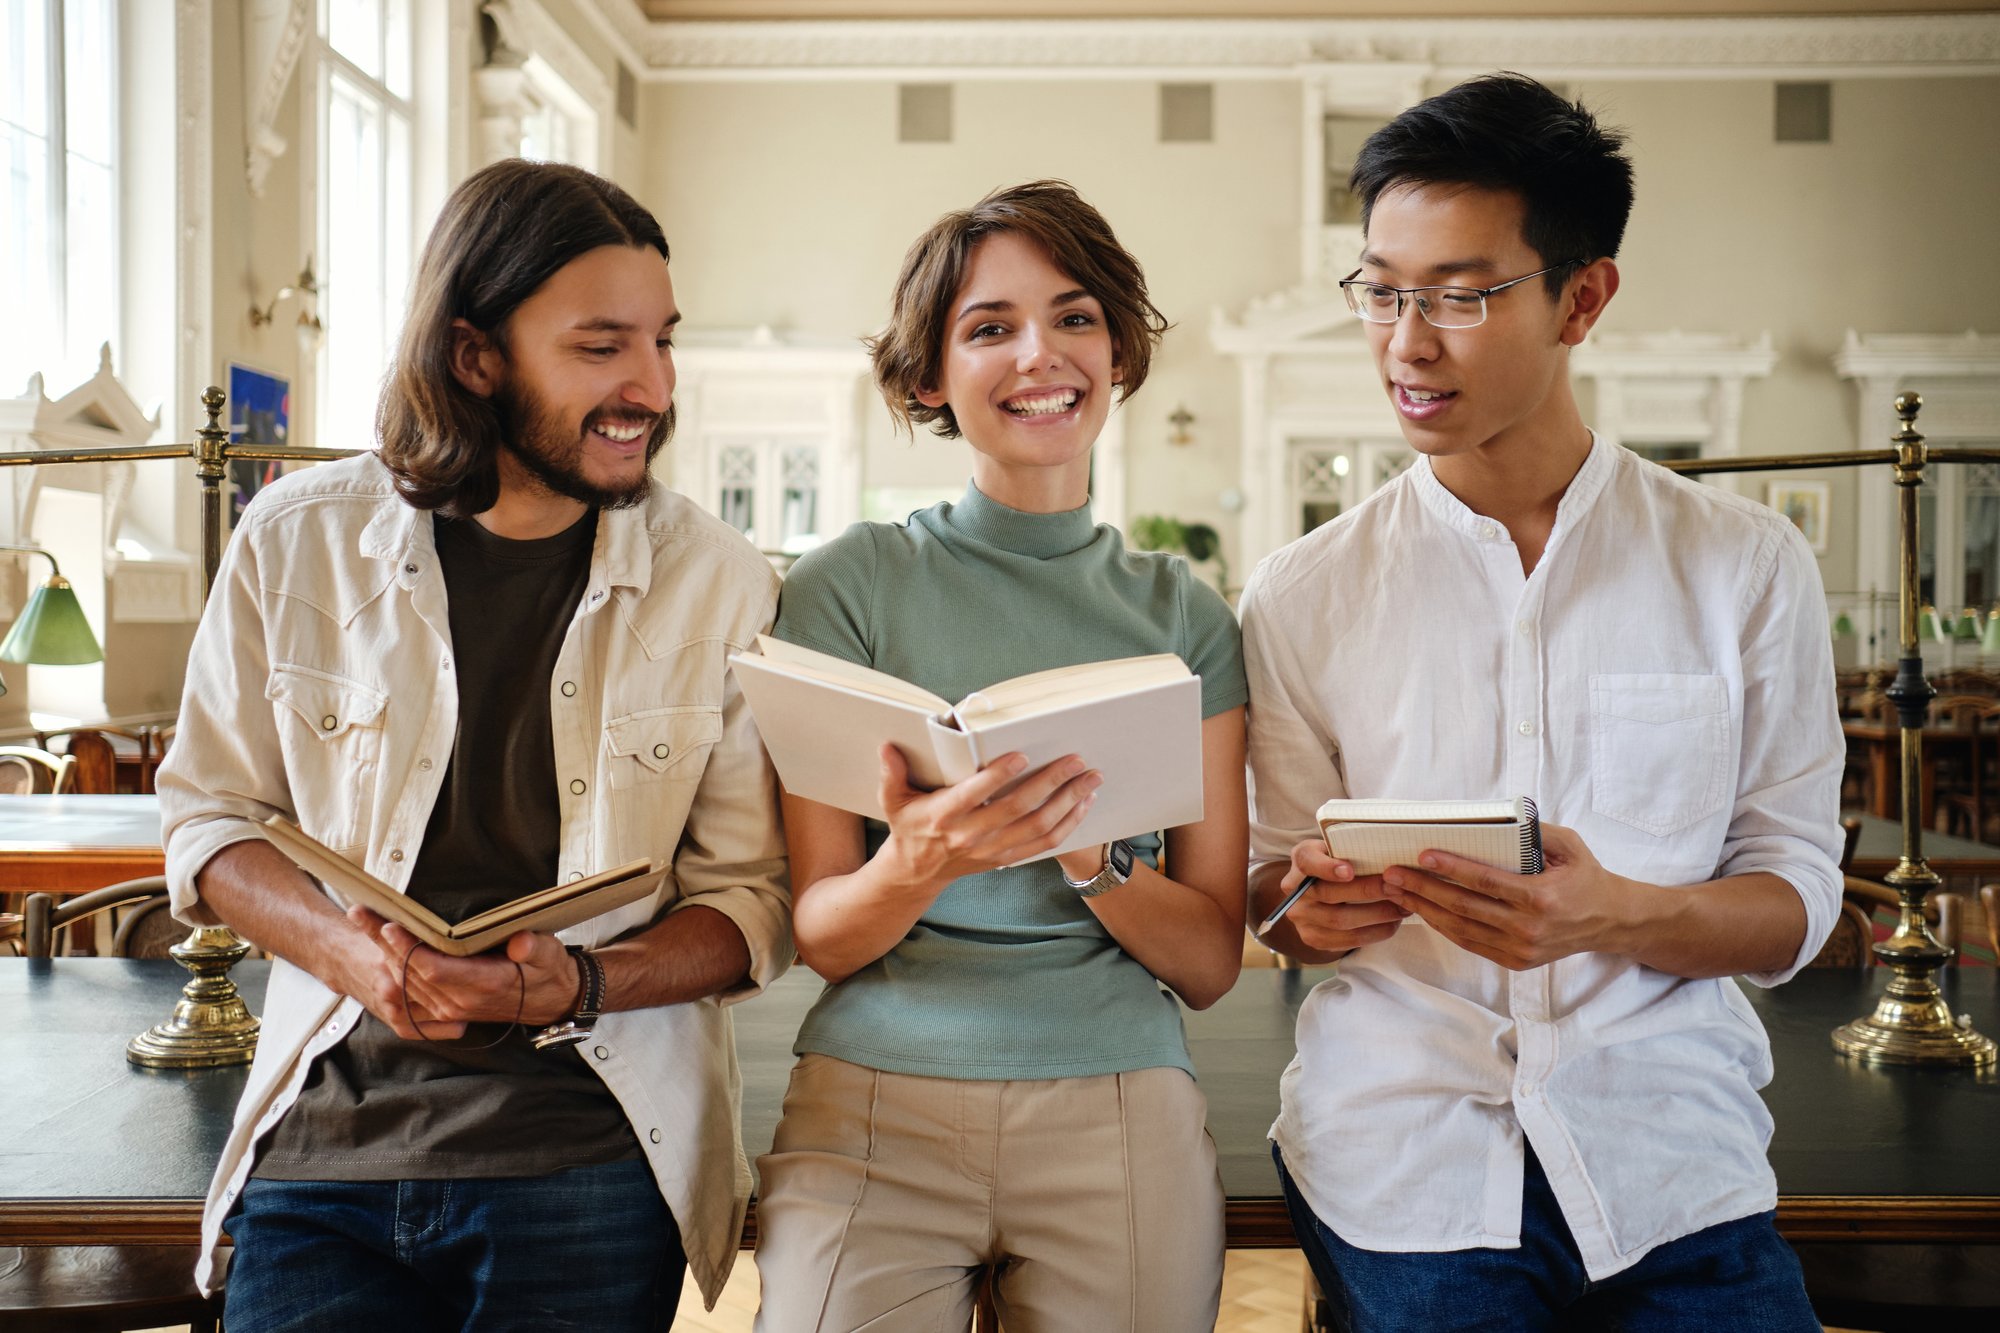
[531,946,606,1051]
[1061,839,1135,898]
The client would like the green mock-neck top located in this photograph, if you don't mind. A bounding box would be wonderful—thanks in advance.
[770,481,1247,1080]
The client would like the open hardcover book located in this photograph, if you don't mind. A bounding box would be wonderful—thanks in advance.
[729,635,1205,863]
[259,816,670,957]
[1316,797,1544,878]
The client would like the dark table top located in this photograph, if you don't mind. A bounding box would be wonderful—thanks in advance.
[4,958,1997,1246]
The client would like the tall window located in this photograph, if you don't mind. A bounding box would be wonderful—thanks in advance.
[316,0,414,450]
[1,0,117,395]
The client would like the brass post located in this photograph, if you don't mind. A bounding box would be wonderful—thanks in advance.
[1832,393,1997,1067]
[126,925,261,1069]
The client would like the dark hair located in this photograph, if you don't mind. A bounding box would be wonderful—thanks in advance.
[868,180,1169,439]
[375,159,669,515]
[1351,73,1634,296]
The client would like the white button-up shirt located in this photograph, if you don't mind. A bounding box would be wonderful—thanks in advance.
[157,455,792,1305]
[1240,437,1842,1280]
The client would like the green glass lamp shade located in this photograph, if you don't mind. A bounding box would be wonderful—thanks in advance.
[1957,609,1983,641]
[1924,606,1948,644]
[0,576,104,664]
[1984,610,2000,655]
[1831,611,1856,638]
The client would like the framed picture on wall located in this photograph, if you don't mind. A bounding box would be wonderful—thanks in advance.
[1768,480,1830,555]
[226,362,290,525]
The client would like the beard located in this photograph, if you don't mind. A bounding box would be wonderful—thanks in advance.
[493,376,673,511]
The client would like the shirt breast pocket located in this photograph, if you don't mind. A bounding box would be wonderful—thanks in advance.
[1588,673,1731,838]
[603,705,723,792]
[266,663,388,853]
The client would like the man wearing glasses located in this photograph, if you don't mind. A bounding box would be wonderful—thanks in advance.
[1240,74,1841,1329]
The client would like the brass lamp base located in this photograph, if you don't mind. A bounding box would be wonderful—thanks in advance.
[1832,967,1997,1068]
[127,926,261,1069]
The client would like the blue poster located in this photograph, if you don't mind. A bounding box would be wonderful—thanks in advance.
[226,363,289,523]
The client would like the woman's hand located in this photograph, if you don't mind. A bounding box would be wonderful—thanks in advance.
[874,743,1101,894]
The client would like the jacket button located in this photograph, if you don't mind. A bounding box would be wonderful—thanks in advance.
[594,1046,609,1060]
[570,779,586,795]
[648,1128,661,1144]
[389,848,405,862]
[561,681,577,697]
[653,743,670,760]
[419,758,434,770]
[321,715,338,730]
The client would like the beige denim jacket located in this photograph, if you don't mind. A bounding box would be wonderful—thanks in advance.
[156,454,792,1307]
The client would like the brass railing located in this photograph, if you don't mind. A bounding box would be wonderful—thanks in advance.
[1665,393,1996,1067]
[2,386,360,1066]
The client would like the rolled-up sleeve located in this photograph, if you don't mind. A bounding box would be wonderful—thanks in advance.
[1721,523,1845,987]
[669,603,794,1005]
[155,510,290,925]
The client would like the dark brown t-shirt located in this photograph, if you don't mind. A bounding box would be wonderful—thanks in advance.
[256,509,641,1181]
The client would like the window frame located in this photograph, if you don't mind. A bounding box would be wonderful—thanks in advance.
[2,0,122,396]
[307,0,417,451]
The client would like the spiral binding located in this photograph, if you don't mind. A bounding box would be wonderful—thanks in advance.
[1521,796,1545,874]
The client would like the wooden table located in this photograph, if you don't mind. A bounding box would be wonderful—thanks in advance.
[1844,720,1981,823]
[0,794,163,895]
[1846,812,2000,886]
[5,959,1996,1254]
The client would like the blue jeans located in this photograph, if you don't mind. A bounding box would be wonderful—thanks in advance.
[1274,1143,1819,1333]
[222,1159,684,1332]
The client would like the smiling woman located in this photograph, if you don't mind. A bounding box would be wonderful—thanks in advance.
[750,181,1250,1333]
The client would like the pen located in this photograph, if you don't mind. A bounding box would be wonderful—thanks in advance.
[1255,875,1319,937]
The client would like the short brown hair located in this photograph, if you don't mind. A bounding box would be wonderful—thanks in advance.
[375,160,669,516]
[868,180,1169,439]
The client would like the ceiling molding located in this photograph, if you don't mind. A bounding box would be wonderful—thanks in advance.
[577,7,2000,80]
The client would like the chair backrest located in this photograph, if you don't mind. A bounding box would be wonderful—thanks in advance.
[0,746,75,795]
[36,726,158,794]
[1807,899,1876,971]
[23,877,174,959]
[1839,815,1861,872]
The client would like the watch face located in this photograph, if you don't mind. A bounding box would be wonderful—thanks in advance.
[1108,839,1135,879]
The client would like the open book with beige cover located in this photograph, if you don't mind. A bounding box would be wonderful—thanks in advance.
[260,815,670,957]
[729,635,1205,862]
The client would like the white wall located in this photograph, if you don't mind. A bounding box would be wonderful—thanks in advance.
[643,78,1302,522]
[639,67,2000,585]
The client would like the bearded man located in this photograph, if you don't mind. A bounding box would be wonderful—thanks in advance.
[156,160,791,1331]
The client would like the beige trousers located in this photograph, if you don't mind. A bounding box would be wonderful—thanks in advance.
[752,1054,1225,1333]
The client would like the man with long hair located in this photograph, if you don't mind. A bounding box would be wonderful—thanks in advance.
[158,160,791,1330]
[1243,76,1839,1329]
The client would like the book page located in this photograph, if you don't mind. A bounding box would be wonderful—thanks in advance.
[1314,797,1525,825]
[453,858,655,936]
[752,635,952,713]
[1319,822,1535,878]
[953,654,1190,729]
[259,816,456,943]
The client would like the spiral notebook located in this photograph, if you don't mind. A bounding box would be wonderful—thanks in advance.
[1315,797,1544,877]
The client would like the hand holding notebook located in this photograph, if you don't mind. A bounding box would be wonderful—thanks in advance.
[1259,797,1542,933]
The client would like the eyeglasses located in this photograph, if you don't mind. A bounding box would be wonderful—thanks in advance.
[1337,261,1582,329]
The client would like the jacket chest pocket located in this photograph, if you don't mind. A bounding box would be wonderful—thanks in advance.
[1588,673,1732,838]
[266,664,388,853]
[603,705,723,792]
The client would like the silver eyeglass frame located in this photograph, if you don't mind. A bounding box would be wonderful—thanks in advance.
[1337,260,1583,329]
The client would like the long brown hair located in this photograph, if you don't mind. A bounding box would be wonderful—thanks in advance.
[868,180,1168,440]
[375,160,669,515]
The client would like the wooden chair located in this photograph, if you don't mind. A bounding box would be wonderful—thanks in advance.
[1808,899,1880,970]
[1930,695,2000,840]
[1980,884,1998,961]
[22,877,181,959]
[0,747,77,954]
[0,746,75,795]
[34,727,154,794]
